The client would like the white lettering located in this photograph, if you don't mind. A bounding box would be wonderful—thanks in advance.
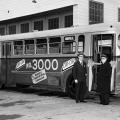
[38,59,44,70]
[32,59,38,70]
[32,59,58,71]
[52,59,58,70]
[45,59,51,70]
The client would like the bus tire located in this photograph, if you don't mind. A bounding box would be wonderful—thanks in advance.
[16,84,30,89]
[66,74,76,99]
[0,83,5,89]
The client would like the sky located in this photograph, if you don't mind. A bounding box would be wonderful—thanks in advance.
[0,0,120,21]
[0,0,74,21]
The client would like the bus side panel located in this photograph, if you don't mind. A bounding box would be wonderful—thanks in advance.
[6,58,15,86]
[115,59,120,94]
[0,58,14,87]
[0,58,6,86]
[61,67,73,92]
[9,56,76,91]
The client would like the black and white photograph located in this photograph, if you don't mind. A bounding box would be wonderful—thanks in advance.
[0,0,120,120]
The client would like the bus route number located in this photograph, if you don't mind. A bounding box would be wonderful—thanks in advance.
[31,59,58,71]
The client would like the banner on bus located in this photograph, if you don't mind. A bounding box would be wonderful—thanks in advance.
[62,58,76,72]
[16,59,25,70]
[31,69,47,84]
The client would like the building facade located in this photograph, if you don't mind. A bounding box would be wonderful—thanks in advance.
[0,0,120,36]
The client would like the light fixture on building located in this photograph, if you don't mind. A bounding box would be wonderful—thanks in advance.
[32,0,37,3]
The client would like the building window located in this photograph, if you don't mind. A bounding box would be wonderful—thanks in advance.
[9,25,16,35]
[21,23,29,33]
[118,8,120,22]
[89,0,104,24]
[34,20,43,31]
[65,15,73,27]
[0,27,5,35]
[48,17,59,30]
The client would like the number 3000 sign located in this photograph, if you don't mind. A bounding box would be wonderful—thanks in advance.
[32,59,58,71]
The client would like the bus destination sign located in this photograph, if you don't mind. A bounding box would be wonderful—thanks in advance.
[64,36,75,41]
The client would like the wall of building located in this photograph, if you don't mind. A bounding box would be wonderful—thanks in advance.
[73,0,89,26]
[0,0,74,21]
[73,0,120,26]
[101,0,118,24]
[0,6,73,35]
[0,0,120,35]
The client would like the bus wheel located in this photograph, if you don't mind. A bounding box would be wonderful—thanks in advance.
[16,84,30,89]
[0,83,5,89]
[66,74,76,99]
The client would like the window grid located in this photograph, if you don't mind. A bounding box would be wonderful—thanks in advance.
[48,18,59,30]
[21,23,29,33]
[89,0,104,24]
[9,25,16,35]
[0,27,5,35]
[34,20,43,31]
[65,15,73,27]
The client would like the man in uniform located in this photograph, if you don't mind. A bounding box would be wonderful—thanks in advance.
[72,52,87,103]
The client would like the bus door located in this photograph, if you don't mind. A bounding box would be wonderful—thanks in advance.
[92,34,114,90]
[3,42,12,85]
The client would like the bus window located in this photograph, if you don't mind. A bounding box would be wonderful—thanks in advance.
[2,43,5,56]
[49,37,61,53]
[25,40,35,54]
[62,41,76,54]
[36,38,47,54]
[5,42,12,56]
[78,35,85,52]
[14,41,23,55]
[1,42,12,56]
[93,34,114,63]
[98,34,113,62]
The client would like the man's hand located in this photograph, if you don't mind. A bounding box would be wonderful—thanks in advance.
[75,79,78,83]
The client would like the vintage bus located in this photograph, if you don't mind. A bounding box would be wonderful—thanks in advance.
[0,24,120,97]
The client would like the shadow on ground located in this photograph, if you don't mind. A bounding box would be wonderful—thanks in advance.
[0,114,23,120]
[1,86,68,98]
[1,87,120,103]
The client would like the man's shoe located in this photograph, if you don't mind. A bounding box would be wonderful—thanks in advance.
[100,102,103,104]
[76,100,79,103]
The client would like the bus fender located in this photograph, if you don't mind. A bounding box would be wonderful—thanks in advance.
[61,67,74,92]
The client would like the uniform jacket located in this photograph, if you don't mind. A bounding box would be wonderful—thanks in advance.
[97,61,112,93]
[72,60,87,83]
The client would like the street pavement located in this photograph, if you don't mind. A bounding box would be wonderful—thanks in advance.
[0,87,120,120]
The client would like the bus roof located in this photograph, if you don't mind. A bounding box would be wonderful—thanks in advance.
[0,23,120,41]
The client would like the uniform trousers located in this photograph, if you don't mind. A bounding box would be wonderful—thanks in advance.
[75,81,86,102]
